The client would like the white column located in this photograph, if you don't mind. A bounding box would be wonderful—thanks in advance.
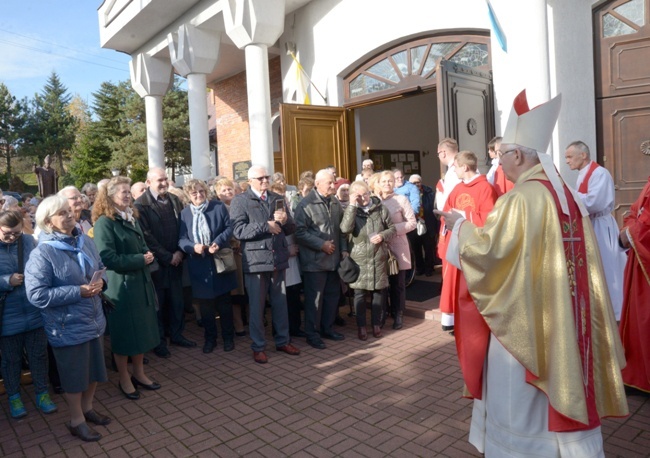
[187,73,212,180]
[224,0,285,175]
[144,95,165,169]
[245,44,274,173]
[168,23,221,180]
[130,53,173,169]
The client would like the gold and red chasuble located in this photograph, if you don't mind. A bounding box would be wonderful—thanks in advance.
[455,164,628,433]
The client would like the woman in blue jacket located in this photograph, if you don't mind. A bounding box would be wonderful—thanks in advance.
[25,196,109,442]
[0,210,56,419]
[179,179,237,354]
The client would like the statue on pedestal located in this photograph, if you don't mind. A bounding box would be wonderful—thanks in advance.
[33,155,58,198]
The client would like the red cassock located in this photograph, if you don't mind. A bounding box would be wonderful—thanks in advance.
[493,164,514,197]
[619,177,650,392]
[440,176,497,314]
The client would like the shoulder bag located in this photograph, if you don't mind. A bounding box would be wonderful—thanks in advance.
[214,247,237,273]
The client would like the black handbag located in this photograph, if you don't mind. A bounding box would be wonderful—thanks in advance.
[100,293,116,316]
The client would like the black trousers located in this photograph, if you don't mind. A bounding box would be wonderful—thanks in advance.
[354,289,384,327]
[197,294,234,344]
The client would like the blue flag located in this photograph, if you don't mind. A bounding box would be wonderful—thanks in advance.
[486,0,507,53]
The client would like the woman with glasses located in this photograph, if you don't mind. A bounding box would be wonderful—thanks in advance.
[0,210,56,419]
[25,197,108,441]
[340,181,395,340]
[179,179,237,354]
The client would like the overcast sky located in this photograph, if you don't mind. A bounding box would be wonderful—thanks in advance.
[0,1,132,104]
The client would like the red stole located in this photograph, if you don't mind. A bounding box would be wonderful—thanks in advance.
[534,180,600,432]
[578,161,600,194]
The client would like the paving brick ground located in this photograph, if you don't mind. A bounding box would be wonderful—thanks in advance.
[1,307,649,457]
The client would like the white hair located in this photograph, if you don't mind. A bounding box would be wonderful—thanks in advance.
[35,195,68,234]
[248,165,268,179]
[409,174,422,183]
[58,186,79,197]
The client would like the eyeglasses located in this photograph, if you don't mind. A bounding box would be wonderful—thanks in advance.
[0,227,22,239]
[251,176,270,182]
[497,148,517,158]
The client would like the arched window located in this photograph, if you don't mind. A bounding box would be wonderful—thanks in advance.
[344,34,490,104]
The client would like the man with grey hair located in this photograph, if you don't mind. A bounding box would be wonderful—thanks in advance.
[135,167,195,358]
[130,182,146,201]
[437,91,627,456]
[565,140,626,320]
[230,165,300,363]
[295,169,348,349]
[355,159,373,181]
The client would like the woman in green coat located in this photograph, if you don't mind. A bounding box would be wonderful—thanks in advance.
[92,176,160,401]
[340,181,395,341]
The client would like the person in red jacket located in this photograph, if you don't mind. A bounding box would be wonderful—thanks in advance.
[438,151,497,334]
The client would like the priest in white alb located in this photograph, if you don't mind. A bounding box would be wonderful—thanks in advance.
[565,140,627,320]
[436,90,628,457]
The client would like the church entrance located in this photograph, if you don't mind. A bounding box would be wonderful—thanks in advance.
[279,32,494,186]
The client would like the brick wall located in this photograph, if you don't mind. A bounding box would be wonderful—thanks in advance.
[210,56,282,180]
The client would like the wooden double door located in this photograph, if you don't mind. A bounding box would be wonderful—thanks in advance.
[595,0,650,224]
[279,60,494,184]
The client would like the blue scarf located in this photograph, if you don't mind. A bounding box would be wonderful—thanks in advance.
[42,235,95,278]
[190,201,211,246]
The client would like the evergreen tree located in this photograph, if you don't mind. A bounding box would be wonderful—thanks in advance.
[21,72,78,175]
[0,83,27,182]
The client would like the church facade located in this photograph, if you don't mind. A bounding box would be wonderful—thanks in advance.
[98,0,649,220]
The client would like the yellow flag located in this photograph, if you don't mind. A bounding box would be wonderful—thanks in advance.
[290,51,311,105]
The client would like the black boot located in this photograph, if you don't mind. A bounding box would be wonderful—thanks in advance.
[392,313,403,330]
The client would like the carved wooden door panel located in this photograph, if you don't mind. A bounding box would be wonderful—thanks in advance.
[436,60,495,173]
[594,0,650,223]
[280,104,354,185]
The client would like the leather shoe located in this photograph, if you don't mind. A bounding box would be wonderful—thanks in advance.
[66,421,102,442]
[441,325,454,332]
[118,382,140,400]
[372,325,382,338]
[253,351,268,364]
[203,341,216,353]
[321,331,345,341]
[276,343,301,355]
[307,339,326,349]
[84,410,111,426]
[131,376,161,391]
[223,341,235,352]
[171,336,197,348]
[358,327,368,341]
[290,329,307,338]
[153,345,171,358]
[235,331,247,337]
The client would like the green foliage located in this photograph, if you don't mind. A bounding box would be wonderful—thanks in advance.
[0,83,27,182]
[20,72,78,174]
[11,74,191,187]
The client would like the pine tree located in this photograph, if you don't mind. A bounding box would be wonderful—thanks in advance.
[21,72,78,175]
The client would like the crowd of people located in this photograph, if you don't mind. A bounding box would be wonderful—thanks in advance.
[0,91,649,455]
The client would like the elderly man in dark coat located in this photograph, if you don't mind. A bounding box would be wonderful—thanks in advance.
[135,167,195,358]
[294,169,349,349]
[230,165,301,364]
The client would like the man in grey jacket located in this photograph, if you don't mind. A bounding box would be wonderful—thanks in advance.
[295,169,349,349]
[230,165,301,364]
